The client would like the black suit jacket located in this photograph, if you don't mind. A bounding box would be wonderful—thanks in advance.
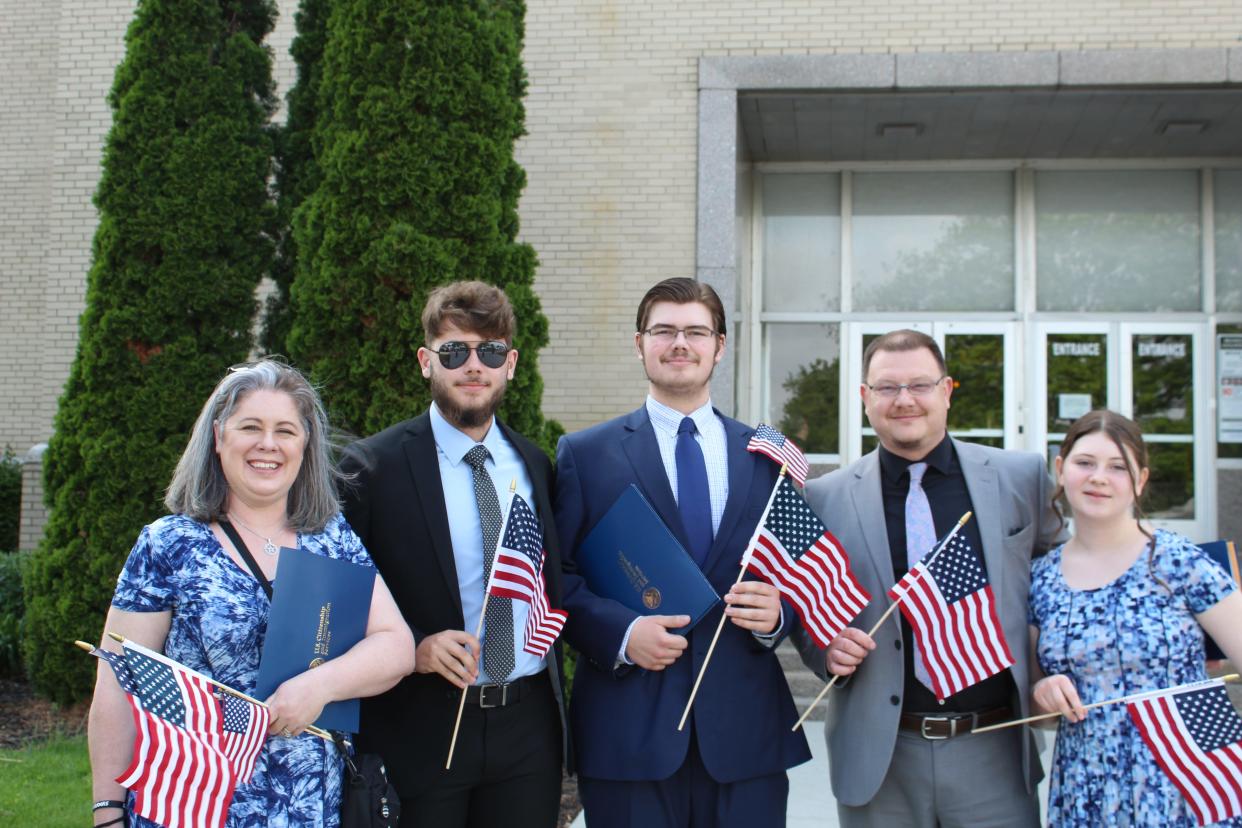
[339,411,569,797]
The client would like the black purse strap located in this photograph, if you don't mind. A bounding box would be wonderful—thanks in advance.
[218,519,273,600]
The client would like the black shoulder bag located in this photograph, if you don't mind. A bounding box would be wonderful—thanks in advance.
[218,521,400,828]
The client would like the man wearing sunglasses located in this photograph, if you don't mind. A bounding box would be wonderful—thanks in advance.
[340,281,567,828]
[554,278,810,828]
[793,329,1064,828]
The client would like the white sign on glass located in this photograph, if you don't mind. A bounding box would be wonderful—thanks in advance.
[1058,393,1093,421]
[1219,335,1242,444]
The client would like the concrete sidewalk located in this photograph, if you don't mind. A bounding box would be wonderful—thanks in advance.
[571,721,1055,827]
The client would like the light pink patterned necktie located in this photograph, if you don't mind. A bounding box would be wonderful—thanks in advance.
[905,462,936,691]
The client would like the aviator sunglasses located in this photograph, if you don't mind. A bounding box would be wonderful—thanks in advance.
[431,340,511,370]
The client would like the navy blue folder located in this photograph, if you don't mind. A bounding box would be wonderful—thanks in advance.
[577,485,720,634]
[255,547,375,732]
[1199,540,1240,661]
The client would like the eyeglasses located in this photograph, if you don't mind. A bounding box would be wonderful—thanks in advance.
[866,378,946,398]
[431,341,511,370]
[640,325,719,344]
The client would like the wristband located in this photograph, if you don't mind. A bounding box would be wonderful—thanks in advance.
[94,817,125,828]
[92,800,126,812]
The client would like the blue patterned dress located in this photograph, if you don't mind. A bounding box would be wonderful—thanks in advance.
[112,513,373,828]
[1029,529,1239,827]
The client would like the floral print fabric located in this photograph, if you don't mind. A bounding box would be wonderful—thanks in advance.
[1029,529,1238,827]
[112,513,373,828]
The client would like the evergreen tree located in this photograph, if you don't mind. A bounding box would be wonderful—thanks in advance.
[289,0,558,448]
[23,0,276,703]
[262,0,328,354]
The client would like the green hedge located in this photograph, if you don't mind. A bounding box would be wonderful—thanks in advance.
[22,0,277,704]
[288,0,560,452]
[0,551,29,678]
[0,449,19,553]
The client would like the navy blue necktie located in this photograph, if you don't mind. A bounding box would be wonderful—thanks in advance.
[676,416,713,567]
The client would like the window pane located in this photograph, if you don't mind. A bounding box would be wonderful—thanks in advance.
[945,334,1005,433]
[767,323,840,455]
[1144,442,1194,520]
[1036,170,1200,312]
[762,174,841,312]
[1216,170,1242,312]
[1132,334,1193,436]
[852,172,1014,312]
[1046,334,1107,433]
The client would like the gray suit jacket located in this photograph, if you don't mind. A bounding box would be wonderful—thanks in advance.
[795,437,1065,807]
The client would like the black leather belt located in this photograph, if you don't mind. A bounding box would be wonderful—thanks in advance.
[899,707,1011,740]
[461,671,546,708]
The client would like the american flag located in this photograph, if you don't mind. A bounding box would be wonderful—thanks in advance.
[887,530,1013,701]
[219,693,270,782]
[741,477,870,649]
[486,493,568,659]
[1128,680,1242,826]
[747,424,810,487]
[90,642,266,828]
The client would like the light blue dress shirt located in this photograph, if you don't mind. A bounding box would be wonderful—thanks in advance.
[429,403,545,684]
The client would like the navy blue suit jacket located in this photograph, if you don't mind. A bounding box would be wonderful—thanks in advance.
[555,406,810,783]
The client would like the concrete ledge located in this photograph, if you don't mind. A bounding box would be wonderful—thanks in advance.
[697,89,737,270]
[1060,48,1228,86]
[1229,48,1242,83]
[701,54,894,91]
[703,48,1237,92]
[897,51,1059,88]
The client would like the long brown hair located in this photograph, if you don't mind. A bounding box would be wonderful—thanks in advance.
[1054,409,1165,584]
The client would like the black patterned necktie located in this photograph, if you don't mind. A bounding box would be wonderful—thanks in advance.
[464,444,514,682]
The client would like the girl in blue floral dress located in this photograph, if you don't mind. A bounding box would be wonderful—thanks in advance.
[87,361,415,828]
[1028,410,1242,827]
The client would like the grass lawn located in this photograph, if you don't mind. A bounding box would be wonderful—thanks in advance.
[0,734,90,827]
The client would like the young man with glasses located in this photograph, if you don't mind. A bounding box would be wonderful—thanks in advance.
[554,277,811,828]
[794,329,1064,828]
[340,281,567,827]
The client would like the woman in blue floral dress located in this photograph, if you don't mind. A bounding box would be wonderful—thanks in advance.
[87,361,416,828]
[1029,410,1242,827]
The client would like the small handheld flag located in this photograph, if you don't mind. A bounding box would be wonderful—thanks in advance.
[741,477,870,649]
[747,424,810,487]
[1128,680,1242,826]
[487,493,568,659]
[87,642,270,828]
[888,527,1013,701]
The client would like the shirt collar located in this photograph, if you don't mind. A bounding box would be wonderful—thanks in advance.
[429,402,501,467]
[878,433,956,483]
[645,395,715,437]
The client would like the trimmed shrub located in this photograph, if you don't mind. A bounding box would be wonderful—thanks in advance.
[288,0,560,452]
[23,0,277,703]
[0,551,30,678]
[0,448,19,553]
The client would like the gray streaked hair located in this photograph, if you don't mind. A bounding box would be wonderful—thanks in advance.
[165,358,342,532]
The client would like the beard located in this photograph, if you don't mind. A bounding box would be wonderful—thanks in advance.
[429,368,508,430]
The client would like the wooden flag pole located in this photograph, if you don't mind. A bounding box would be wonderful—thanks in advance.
[677,466,788,731]
[446,480,518,769]
[972,673,1242,735]
[82,636,333,741]
[791,511,974,732]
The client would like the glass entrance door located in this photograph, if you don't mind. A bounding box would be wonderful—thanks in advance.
[1033,323,1212,539]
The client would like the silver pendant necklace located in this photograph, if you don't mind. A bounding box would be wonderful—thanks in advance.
[228,513,283,556]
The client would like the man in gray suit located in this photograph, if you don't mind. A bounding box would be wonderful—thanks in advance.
[797,329,1064,827]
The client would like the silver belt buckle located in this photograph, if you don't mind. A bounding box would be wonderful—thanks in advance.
[920,715,955,740]
[478,682,509,708]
